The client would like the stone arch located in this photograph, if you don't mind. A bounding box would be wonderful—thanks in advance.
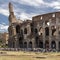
[24,42,27,48]
[19,37,23,48]
[39,27,43,35]
[58,27,60,35]
[16,25,20,33]
[58,42,60,51]
[35,28,38,34]
[45,27,49,36]
[20,29,23,35]
[30,23,33,33]
[51,26,56,36]
[29,41,32,48]
[39,41,43,48]
[45,21,49,26]
[13,41,15,48]
[45,40,49,49]
[35,36,39,47]
[24,28,27,34]
[51,41,56,49]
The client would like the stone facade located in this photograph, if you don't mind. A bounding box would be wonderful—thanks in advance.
[8,2,60,50]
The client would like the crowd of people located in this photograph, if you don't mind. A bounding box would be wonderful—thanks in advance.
[0,48,59,52]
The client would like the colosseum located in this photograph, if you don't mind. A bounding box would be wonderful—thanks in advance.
[8,2,60,51]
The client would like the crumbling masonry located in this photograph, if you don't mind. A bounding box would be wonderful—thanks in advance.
[8,2,60,51]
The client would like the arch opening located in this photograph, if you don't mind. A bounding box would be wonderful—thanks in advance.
[29,41,32,48]
[51,41,56,49]
[16,25,20,33]
[24,42,27,48]
[45,27,49,36]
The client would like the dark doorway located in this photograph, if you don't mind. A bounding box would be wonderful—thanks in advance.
[20,29,23,38]
[16,25,20,33]
[29,42,32,48]
[52,29,56,36]
[59,42,60,51]
[13,42,15,48]
[45,27,49,36]
[45,40,49,49]
[30,23,33,33]
[24,28,27,34]
[24,42,27,48]
[51,26,56,36]
[51,41,56,49]
[39,41,43,48]
[35,28,38,34]
[35,37,39,47]
[19,37,23,48]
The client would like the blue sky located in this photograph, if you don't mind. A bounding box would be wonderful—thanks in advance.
[0,0,60,33]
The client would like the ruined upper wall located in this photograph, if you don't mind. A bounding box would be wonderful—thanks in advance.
[32,12,60,22]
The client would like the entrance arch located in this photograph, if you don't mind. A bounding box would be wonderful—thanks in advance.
[13,42,15,48]
[39,41,43,48]
[29,41,32,48]
[16,25,20,33]
[45,40,49,49]
[24,42,27,48]
[51,41,56,49]
[45,27,49,36]
[19,37,23,48]
[58,42,60,51]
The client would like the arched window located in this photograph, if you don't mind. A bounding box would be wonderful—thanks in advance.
[30,23,33,33]
[45,21,49,26]
[35,28,38,34]
[51,26,56,36]
[16,25,20,33]
[24,28,27,34]
[45,27,49,36]
[29,41,32,48]
[20,29,23,35]
[39,27,43,35]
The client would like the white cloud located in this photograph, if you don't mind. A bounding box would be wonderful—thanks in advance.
[0,0,60,20]
[1,0,60,32]
[18,12,38,20]
[12,0,45,7]
[49,1,60,9]
[12,0,60,9]
[0,3,9,16]
[0,8,9,16]
[20,0,44,6]
[0,23,8,32]
[19,13,30,20]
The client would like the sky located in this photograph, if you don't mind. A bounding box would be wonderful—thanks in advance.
[0,0,60,33]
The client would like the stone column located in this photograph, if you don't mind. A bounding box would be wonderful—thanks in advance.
[56,18,59,39]
[56,18,59,50]
[32,38,35,48]
[49,19,52,49]
[56,41,58,50]
[14,36,18,48]
[43,22,45,48]
[27,41,29,48]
